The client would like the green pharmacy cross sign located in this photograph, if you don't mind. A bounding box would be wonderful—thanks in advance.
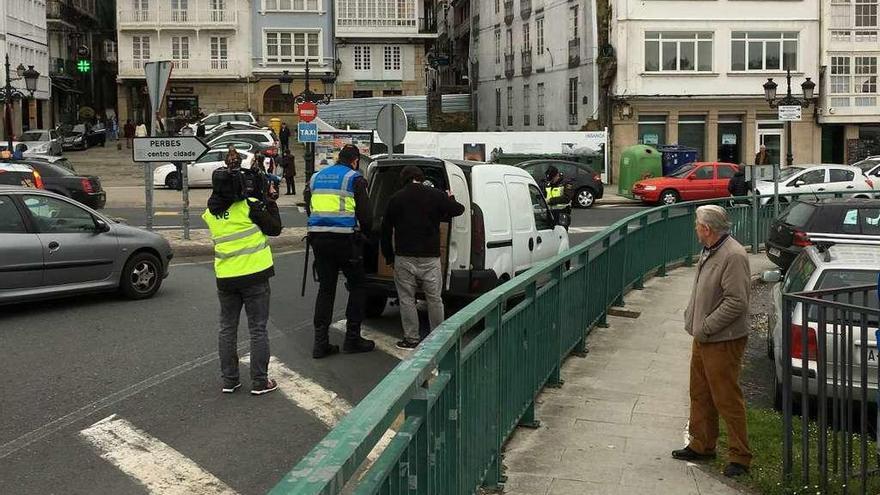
[77,60,91,73]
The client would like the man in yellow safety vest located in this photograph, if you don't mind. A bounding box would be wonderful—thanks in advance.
[203,161,282,396]
[540,165,574,219]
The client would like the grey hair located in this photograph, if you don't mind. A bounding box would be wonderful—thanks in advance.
[695,205,731,234]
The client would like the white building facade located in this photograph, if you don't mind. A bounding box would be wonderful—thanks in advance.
[116,0,253,128]
[820,0,880,163]
[610,0,823,180]
[333,0,438,101]
[474,0,600,132]
[1,0,51,136]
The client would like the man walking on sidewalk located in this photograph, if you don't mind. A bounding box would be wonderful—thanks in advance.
[381,166,464,350]
[672,205,752,478]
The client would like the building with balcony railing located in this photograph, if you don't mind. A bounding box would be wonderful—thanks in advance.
[116,0,252,128]
[1,0,51,138]
[475,0,598,132]
[820,0,880,163]
[335,0,439,100]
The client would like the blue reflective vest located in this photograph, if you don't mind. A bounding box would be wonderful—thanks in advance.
[307,164,361,234]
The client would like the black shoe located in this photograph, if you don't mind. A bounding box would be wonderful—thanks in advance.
[221,382,241,394]
[671,446,717,461]
[723,462,749,478]
[312,344,340,359]
[343,337,375,354]
[395,339,420,350]
[251,378,278,396]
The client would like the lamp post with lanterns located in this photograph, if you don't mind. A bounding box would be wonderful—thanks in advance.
[1,54,41,153]
[278,59,341,183]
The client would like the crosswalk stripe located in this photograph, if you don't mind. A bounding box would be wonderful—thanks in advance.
[331,319,410,360]
[80,415,237,495]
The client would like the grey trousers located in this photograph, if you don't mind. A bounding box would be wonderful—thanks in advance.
[394,256,444,342]
[218,281,271,387]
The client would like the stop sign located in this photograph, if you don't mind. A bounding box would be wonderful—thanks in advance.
[298,102,317,122]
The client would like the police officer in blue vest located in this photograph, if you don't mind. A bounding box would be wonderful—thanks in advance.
[305,144,375,359]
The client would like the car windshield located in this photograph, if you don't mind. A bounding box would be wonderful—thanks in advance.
[28,162,74,177]
[670,164,696,178]
[808,270,880,325]
[72,124,86,133]
[780,202,815,227]
[776,167,804,182]
[19,131,45,141]
[856,160,880,173]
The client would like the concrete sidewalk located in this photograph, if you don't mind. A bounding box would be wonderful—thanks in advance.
[500,256,769,494]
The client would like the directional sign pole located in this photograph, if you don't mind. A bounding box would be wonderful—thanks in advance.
[144,61,173,231]
[181,162,190,240]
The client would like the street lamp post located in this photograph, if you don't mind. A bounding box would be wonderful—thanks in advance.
[762,68,816,216]
[278,59,339,183]
[0,54,40,153]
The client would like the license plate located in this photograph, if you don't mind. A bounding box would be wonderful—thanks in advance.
[769,248,781,258]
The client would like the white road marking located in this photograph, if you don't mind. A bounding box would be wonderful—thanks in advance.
[153,211,180,217]
[80,415,237,495]
[330,319,410,360]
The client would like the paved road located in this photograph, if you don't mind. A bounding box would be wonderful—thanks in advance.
[0,204,648,495]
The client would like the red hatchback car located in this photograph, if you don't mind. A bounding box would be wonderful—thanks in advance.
[632,162,741,205]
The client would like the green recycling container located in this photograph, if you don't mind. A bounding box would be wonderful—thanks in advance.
[618,145,662,199]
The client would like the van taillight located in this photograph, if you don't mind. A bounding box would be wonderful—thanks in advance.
[791,324,818,361]
[792,230,812,247]
[471,203,485,270]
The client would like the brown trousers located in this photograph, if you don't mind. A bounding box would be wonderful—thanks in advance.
[688,336,753,466]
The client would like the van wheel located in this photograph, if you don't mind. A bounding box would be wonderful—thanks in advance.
[575,187,596,208]
[660,190,680,205]
[365,294,387,318]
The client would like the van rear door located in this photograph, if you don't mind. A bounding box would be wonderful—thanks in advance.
[445,161,471,286]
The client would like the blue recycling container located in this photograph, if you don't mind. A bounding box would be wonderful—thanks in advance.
[658,145,698,176]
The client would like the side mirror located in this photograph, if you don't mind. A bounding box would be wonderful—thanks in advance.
[762,269,783,284]
[556,211,571,228]
[794,180,805,188]
[94,218,111,233]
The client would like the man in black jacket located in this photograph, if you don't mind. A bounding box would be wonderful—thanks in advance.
[381,166,465,350]
[203,163,282,395]
[279,123,291,154]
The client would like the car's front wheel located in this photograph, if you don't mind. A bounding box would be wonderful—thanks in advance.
[575,187,596,208]
[660,189,680,205]
[120,252,163,300]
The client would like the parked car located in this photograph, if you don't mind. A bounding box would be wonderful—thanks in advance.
[631,162,741,205]
[517,159,605,208]
[9,129,64,156]
[62,123,106,150]
[21,159,106,209]
[208,129,279,155]
[207,137,276,157]
[855,155,880,179]
[766,244,880,409]
[153,149,255,189]
[766,198,880,271]
[202,122,265,142]
[0,186,172,303]
[753,164,875,205]
[22,154,76,172]
[361,156,571,316]
[0,162,43,189]
[187,112,258,134]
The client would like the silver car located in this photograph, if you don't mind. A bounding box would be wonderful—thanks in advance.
[0,186,173,304]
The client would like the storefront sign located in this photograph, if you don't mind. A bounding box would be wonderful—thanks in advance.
[722,134,737,145]
[778,105,802,122]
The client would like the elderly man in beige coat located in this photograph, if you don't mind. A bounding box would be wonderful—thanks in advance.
[672,205,753,478]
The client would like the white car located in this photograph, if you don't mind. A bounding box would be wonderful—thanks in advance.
[207,129,279,149]
[2,129,64,156]
[855,155,880,180]
[187,112,257,134]
[753,164,875,205]
[153,150,254,189]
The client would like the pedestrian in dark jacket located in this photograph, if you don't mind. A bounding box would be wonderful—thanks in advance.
[381,166,465,350]
[124,120,135,149]
[727,168,750,197]
[282,149,296,195]
[279,123,291,153]
[196,122,206,138]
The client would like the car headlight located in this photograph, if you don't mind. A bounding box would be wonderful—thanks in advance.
[74,136,83,142]
[643,185,657,191]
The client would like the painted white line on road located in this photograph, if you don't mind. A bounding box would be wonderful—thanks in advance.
[331,319,409,360]
[80,415,237,495]
[154,211,180,217]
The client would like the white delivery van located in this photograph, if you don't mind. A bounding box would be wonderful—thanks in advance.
[363,155,570,315]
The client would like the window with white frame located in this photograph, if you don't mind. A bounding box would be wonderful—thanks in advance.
[523,84,531,126]
[830,56,851,94]
[171,0,188,21]
[354,45,371,71]
[495,0,499,14]
[855,56,877,93]
[645,32,713,72]
[265,31,320,64]
[507,86,514,126]
[132,36,150,69]
[495,29,501,64]
[731,32,798,71]
[134,0,149,21]
[210,37,228,69]
[856,0,878,27]
[337,0,413,26]
[384,46,401,71]
[523,23,530,50]
[495,88,502,127]
[568,77,578,125]
[506,28,513,55]
[569,5,578,41]
[537,82,545,126]
[264,0,320,11]
[171,36,190,69]
[536,17,544,54]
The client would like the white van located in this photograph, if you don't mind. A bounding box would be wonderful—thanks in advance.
[363,156,570,315]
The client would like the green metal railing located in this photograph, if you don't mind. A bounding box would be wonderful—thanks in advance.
[272,191,875,495]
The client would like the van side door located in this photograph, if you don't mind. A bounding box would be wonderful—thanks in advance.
[504,175,537,275]
[527,184,562,263]
[445,162,471,285]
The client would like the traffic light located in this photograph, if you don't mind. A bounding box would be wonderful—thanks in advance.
[77,59,91,73]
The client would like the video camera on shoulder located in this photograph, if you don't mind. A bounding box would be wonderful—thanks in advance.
[212,167,277,203]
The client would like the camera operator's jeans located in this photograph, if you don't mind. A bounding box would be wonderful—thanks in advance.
[217,281,271,387]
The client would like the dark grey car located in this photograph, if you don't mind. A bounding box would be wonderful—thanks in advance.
[0,186,173,304]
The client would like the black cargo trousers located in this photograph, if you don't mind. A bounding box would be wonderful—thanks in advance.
[310,233,366,347]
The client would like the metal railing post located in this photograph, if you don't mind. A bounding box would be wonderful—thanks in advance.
[634,216,648,289]
[439,343,460,494]
[614,224,628,307]
[751,188,759,253]
[548,264,565,387]
[658,208,669,277]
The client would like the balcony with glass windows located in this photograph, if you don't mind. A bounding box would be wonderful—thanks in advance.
[568,38,580,67]
[521,49,532,76]
[336,0,438,37]
[504,53,515,79]
[520,0,531,20]
[829,2,879,49]
[118,7,238,29]
[118,59,239,78]
[824,57,880,121]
